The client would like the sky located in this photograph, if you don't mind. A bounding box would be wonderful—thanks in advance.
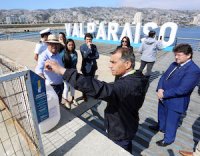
[0,0,200,10]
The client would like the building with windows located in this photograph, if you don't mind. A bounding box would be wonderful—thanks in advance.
[6,15,18,24]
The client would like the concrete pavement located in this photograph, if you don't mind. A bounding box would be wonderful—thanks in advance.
[0,40,132,156]
[1,39,200,156]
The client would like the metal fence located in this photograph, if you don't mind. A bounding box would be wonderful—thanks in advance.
[1,30,200,52]
[0,55,44,156]
[175,37,200,52]
[0,29,63,41]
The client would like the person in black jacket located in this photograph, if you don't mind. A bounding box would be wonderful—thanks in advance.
[44,47,149,154]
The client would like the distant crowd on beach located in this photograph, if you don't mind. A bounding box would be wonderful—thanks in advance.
[34,28,200,155]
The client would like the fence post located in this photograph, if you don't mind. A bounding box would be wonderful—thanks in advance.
[174,37,178,46]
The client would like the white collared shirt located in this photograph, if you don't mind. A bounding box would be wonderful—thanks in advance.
[122,69,136,78]
[180,59,191,67]
[166,59,191,80]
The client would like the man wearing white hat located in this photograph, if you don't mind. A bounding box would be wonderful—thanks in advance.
[35,34,64,103]
[34,28,51,61]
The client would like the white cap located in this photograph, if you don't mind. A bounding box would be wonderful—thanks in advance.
[39,28,51,35]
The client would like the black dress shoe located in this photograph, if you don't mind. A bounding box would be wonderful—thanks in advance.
[156,140,172,147]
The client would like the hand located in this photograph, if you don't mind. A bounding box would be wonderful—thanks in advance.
[87,42,92,49]
[38,73,45,79]
[157,89,164,100]
[45,60,66,75]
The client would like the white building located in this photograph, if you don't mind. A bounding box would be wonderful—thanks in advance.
[6,15,18,24]
[19,15,26,23]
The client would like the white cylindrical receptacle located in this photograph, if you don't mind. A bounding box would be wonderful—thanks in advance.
[39,83,60,133]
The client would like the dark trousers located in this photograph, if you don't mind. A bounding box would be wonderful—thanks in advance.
[139,60,155,76]
[158,102,182,143]
[113,139,132,154]
[51,83,64,103]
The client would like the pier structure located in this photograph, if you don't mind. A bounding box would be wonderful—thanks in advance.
[0,39,199,156]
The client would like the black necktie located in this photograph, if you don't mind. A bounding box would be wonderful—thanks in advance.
[166,65,180,80]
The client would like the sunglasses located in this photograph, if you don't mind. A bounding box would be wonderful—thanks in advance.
[122,40,128,43]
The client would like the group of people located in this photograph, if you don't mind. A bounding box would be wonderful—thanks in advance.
[34,28,200,155]
[34,28,99,109]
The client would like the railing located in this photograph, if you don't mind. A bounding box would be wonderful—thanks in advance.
[1,31,200,52]
[0,29,64,40]
[0,55,44,156]
[0,32,39,40]
[175,37,200,52]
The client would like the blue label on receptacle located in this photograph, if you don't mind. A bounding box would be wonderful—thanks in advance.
[30,71,49,123]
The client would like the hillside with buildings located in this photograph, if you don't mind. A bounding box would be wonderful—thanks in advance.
[0,7,200,26]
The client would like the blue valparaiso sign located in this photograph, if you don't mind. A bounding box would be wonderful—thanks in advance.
[30,71,49,123]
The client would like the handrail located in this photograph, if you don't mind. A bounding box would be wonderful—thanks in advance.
[177,37,200,41]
